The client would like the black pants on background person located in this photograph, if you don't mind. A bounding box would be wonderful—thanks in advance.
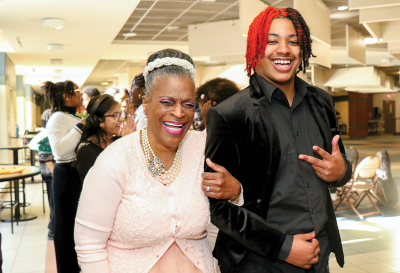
[52,163,82,273]
[43,176,55,233]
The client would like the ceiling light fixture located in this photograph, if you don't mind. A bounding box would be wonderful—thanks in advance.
[201,0,216,2]
[15,37,23,48]
[337,6,348,10]
[43,18,65,30]
[122,32,137,37]
[167,26,179,31]
[100,82,109,86]
[50,59,63,65]
[47,44,63,51]
[364,38,378,44]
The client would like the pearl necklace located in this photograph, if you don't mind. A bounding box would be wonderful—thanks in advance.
[141,127,183,185]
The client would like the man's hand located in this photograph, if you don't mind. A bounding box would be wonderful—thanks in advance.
[202,158,241,201]
[285,232,320,269]
[299,135,345,182]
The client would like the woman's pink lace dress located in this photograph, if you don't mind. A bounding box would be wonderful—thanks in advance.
[74,130,215,273]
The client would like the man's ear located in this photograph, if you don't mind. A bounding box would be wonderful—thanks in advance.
[142,95,149,116]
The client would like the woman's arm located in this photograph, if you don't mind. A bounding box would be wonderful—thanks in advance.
[46,114,83,158]
[74,148,125,273]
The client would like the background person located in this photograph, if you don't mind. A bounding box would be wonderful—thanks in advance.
[195,78,239,130]
[76,94,135,181]
[129,73,147,130]
[193,108,205,131]
[82,86,100,109]
[43,80,84,273]
[39,108,56,240]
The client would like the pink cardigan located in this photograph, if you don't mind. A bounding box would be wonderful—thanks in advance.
[74,130,215,273]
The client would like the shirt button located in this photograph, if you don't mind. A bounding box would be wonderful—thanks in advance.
[169,192,173,197]
[296,132,299,137]
[257,199,261,204]
[307,183,311,187]
[157,255,159,258]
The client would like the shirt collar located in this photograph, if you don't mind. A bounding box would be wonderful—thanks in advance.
[255,73,308,103]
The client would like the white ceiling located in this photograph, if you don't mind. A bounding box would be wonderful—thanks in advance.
[0,0,140,87]
[1,0,400,90]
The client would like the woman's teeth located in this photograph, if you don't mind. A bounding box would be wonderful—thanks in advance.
[163,122,184,131]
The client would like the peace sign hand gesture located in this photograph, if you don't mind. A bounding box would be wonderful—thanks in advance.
[298,135,345,182]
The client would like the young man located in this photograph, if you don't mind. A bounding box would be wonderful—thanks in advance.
[203,7,352,273]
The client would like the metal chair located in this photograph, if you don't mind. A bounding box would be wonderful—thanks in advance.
[345,146,359,173]
[0,180,19,234]
[335,156,382,219]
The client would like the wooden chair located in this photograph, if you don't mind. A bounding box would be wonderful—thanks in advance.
[335,156,383,219]
[336,147,359,199]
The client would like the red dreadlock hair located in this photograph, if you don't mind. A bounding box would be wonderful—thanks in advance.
[245,6,315,77]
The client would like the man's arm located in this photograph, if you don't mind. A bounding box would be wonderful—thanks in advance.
[205,107,286,261]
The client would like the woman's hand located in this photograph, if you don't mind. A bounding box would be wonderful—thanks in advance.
[202,158,241,201]
[119,114,137,137]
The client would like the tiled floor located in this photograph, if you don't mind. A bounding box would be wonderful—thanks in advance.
[1,135,400,273]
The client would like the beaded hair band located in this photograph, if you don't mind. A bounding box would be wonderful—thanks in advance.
[143,57,196,82]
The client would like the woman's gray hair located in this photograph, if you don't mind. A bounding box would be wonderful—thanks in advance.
[144,48,195,97]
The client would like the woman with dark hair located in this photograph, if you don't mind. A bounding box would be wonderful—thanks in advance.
[76,94,135,181]
[42,80,84,273]
[195,78,240,129]
[129,73,147,130]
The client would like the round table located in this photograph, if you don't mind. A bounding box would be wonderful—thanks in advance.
[0,144,30,165]
[10,134,37,140]
[0,165,40,221]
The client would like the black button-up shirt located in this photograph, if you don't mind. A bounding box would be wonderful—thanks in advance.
[254,74,331,272]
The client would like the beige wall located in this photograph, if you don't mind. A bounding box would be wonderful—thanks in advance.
[335,101,349,129]
[373,93,400,133]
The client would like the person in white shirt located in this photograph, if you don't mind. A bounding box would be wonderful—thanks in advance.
[42,80,84,273]
[129,73,148,130]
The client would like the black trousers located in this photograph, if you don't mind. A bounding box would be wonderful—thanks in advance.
[42,175,55,232]
[237,254,330,273]
[52,163,82,273]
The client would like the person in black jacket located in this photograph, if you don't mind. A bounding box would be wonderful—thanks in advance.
[202,6,352,273]
[76,94,136,181]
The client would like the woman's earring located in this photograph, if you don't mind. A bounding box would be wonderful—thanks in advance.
[138,94,141,99]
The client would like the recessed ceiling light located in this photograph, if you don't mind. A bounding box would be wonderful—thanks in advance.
[43,18,65,30]
[167,26,179,31]
[50,59,63,65]
[100,82,109,86]
[201,0,216,2]
[337,6,348,11]
[47,44,63,51]
[365,38,378,44]
[122,32,137,37]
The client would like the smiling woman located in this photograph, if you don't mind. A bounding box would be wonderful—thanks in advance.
[74,48,240,273]
[75,94,136,182]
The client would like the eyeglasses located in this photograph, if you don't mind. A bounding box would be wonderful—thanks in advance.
[104,112,125,121]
